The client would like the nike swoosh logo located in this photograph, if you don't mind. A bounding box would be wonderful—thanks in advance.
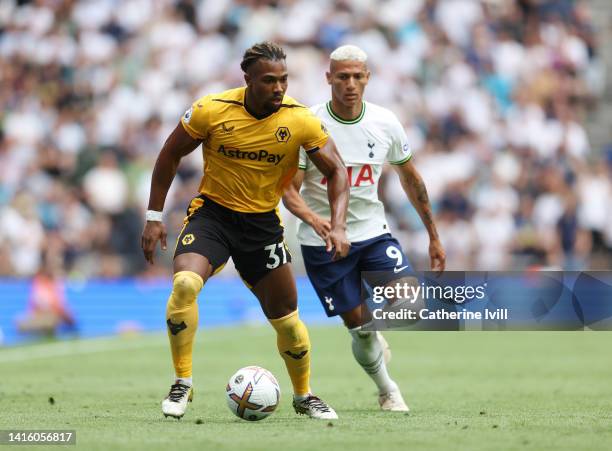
[393,266,408,273]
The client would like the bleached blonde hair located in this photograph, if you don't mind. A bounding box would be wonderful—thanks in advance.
[329,45,368,63]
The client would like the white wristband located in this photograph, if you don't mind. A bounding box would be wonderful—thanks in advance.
[145,210,163,222]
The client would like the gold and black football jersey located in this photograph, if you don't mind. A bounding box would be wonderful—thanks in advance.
[181,87,328,213]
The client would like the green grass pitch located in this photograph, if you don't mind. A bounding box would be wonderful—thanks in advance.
[0,327,610,451]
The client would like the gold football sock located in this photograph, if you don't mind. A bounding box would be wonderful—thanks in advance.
[166,271,203,378]
[269,309,311,396]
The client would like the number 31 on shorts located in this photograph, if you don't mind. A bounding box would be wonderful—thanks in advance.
[265,242,289,269]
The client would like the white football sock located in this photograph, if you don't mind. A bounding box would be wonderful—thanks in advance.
[176,376,192,386]
[349,327,397,395]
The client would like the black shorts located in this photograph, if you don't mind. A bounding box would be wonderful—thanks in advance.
[174,195,291,287]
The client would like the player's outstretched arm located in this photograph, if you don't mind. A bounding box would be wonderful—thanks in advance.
[306,137,350,260]
[282,170,332,244]
[394,160,446,273]
[141,123,202,264]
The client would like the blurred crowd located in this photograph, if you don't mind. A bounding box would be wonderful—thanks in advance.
[0,0,610,279]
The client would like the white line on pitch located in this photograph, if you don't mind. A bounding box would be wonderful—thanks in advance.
[0,335,166,364]
[0,326,274,364]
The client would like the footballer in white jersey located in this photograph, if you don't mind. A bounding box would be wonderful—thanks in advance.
[283,45,445,413]
[296,100,411,246]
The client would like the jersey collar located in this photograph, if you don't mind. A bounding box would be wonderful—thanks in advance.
[326,101,366,124]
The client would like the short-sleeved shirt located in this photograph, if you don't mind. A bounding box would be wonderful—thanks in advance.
[298,101,412,245]
[181,87,328,213]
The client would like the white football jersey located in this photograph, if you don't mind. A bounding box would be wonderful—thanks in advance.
[297,101,412,245]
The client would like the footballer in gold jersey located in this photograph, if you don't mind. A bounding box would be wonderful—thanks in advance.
[141,42,350,420]
[181,86,328,213]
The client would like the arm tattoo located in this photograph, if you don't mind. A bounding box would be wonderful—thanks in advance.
[411,177,430,205]
[408,175,438,238]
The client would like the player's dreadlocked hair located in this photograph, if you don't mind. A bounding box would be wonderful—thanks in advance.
[240,42,286,73]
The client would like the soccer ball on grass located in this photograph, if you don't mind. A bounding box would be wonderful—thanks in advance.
[225,366,280,421]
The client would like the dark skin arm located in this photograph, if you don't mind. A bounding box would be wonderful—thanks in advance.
[394,159,446,273]
[295,136,350,260]
[141,123,201,264]
[282,170,332,246]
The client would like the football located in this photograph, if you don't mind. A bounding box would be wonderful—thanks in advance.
[225,366,281,421]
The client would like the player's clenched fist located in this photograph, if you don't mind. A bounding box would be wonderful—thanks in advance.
[141,221,168,264]
[327,226,350,261]
[429,238,446,275]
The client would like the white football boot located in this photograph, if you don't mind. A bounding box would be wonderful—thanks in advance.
[162,381,193,419]
[379,388,409,412]
[293,394,338,419]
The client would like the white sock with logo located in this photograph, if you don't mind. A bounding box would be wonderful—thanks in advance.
[348,327,397,395]
[176,376,192,387]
